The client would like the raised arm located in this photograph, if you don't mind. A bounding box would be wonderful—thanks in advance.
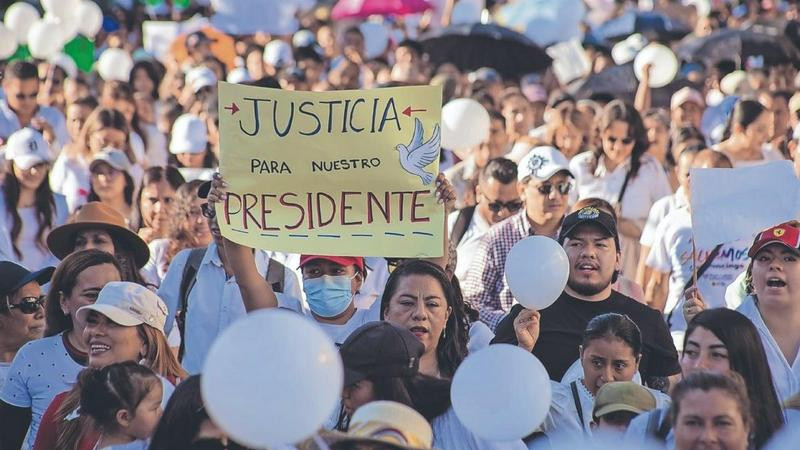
[206,175,279,311]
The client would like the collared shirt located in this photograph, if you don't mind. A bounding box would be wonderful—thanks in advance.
[640,186,689,248]
[444,157,479,210]
[738,295,800,402]
[0,100,69,152]
[462,209,555,330]
[157,243,303,374]
[448,207,491,281]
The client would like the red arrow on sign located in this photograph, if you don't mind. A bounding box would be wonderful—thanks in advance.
[402,106,427,117]
[224,102,239,114]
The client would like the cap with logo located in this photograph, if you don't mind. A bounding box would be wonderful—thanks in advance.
[559,206,620,249]
[77,281,168,334]
[90,148,132,174]
[0,261,54,298]
[748,222,800,258]
[340,321,424,387]
[592,381,656,420]
[517,146,573,182]
[170,114,208,154]
[4,128,52,170]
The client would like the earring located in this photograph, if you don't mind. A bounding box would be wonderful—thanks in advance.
[442,327,447,340]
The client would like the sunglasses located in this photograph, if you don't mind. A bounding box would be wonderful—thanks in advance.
[201,202,216,219]
[487,199,523,213]
[536,182,572,196]
[8,295,45,314]
[606,136,635,145]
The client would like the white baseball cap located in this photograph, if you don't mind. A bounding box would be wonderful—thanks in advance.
[77,281,168,334]
[518,146,573,182]
[263,40,294,69]
[226,66,251,84]
[4,128,52,170]
[186,66,218,94]
[90,148,132,174]
[170,114,208,154]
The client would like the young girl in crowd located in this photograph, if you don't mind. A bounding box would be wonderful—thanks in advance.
[88,149,139,229]
[0,128,68,269]
[100,81,149,170]
[625,308,783,448]
[570,100,672,279]
[0,250,123,450]
[77,362,163,450]
[136,166,185,244]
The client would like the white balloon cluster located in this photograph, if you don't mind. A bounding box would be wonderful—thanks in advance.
[1,1,104,60]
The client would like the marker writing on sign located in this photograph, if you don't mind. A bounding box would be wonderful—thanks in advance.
[237,96,402,137]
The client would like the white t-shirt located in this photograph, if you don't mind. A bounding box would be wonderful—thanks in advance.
[142,123,168,168]
[646,207,750,331]
[639,187,688,248]
[448,208,492,282]
[0,333,85,449]
[49,152,91,213]
[0,191,68,269]
[308,298,382,347]
[433,407,527,450]
[717,146,785,168]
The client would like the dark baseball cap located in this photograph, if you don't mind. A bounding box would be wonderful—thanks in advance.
[559,206,619,249]
[340,322,424,387]
[0,262,54,298]
[186,30,212,49]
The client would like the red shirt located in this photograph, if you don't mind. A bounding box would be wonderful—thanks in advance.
[33,391,98,450]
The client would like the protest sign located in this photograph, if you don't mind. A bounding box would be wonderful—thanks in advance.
[690,161,800,249]
[216,82,444,257]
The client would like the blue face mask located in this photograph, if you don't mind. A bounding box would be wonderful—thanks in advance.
[303,275,354,318]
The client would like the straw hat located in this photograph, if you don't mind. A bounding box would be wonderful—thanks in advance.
[46,202,150,267]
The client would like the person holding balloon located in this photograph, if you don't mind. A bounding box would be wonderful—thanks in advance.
[0,61,69,151]
[493,206,680,388]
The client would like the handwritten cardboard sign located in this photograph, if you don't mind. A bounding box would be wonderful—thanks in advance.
[216,82,444,257]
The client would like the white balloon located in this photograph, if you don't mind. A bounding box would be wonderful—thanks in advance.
[634,43,678,88]
[359,22,389,60]
[28,19,64,59]
[201,309,343,448]
[504,236,570,311]
[44,13,78,46]
[441,98,490,150]
[96,48,134,82]
[42,0,80,19]
[4,2,40,44]
[452,344,551,441]
[0,24,18,59]
[76,1,103,37]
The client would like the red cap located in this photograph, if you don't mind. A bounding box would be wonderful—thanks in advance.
[748,222,800,257]
[299,255,364,271]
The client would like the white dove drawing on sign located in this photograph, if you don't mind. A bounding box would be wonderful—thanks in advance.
[395,118,441,185]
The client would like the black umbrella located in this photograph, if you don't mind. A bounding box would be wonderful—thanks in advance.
[568,63,699,108]
[419,23,551,79]
[676,28,800,68]
[590,11,691,43]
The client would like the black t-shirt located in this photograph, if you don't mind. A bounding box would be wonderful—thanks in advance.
[492,290,681,382]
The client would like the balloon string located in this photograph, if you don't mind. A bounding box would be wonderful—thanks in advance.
[312,433,331,450]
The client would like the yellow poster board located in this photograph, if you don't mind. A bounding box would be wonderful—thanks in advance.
[216,82,444,257]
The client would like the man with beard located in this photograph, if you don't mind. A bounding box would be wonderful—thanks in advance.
[492,206,680,387]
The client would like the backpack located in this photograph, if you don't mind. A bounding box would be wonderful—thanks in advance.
[176,247,287,359]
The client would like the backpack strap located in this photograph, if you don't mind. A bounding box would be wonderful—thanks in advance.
[570,381,587,433]
[177,247,207,361]
[450,206,476,246]
[265,257,286,293]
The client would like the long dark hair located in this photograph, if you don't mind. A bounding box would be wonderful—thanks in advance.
[380,260,469,378]
[149,375,204,450]
[45,249,122,337]
[2,160,56,258]
[722,99,766,141]
[582,313,642,358]
[129,60,162,100]
[593,100,648,178]
[685,309,784,448]
[87,169,135,207]
[135,166,185,230]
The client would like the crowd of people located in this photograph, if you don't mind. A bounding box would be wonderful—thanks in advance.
[1,0,800,449]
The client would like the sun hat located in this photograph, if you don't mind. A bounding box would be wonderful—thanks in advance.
[46,202,150,268]
[77,281,168,333]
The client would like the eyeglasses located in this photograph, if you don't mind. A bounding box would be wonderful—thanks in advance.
[535,182,572,196]
[487,199,523,213]
[201,202,216,219]
[606,136,635,145]
[8,295,46,314]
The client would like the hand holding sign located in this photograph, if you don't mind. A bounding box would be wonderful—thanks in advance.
[504,236,570,310]
[451,344,551,441]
